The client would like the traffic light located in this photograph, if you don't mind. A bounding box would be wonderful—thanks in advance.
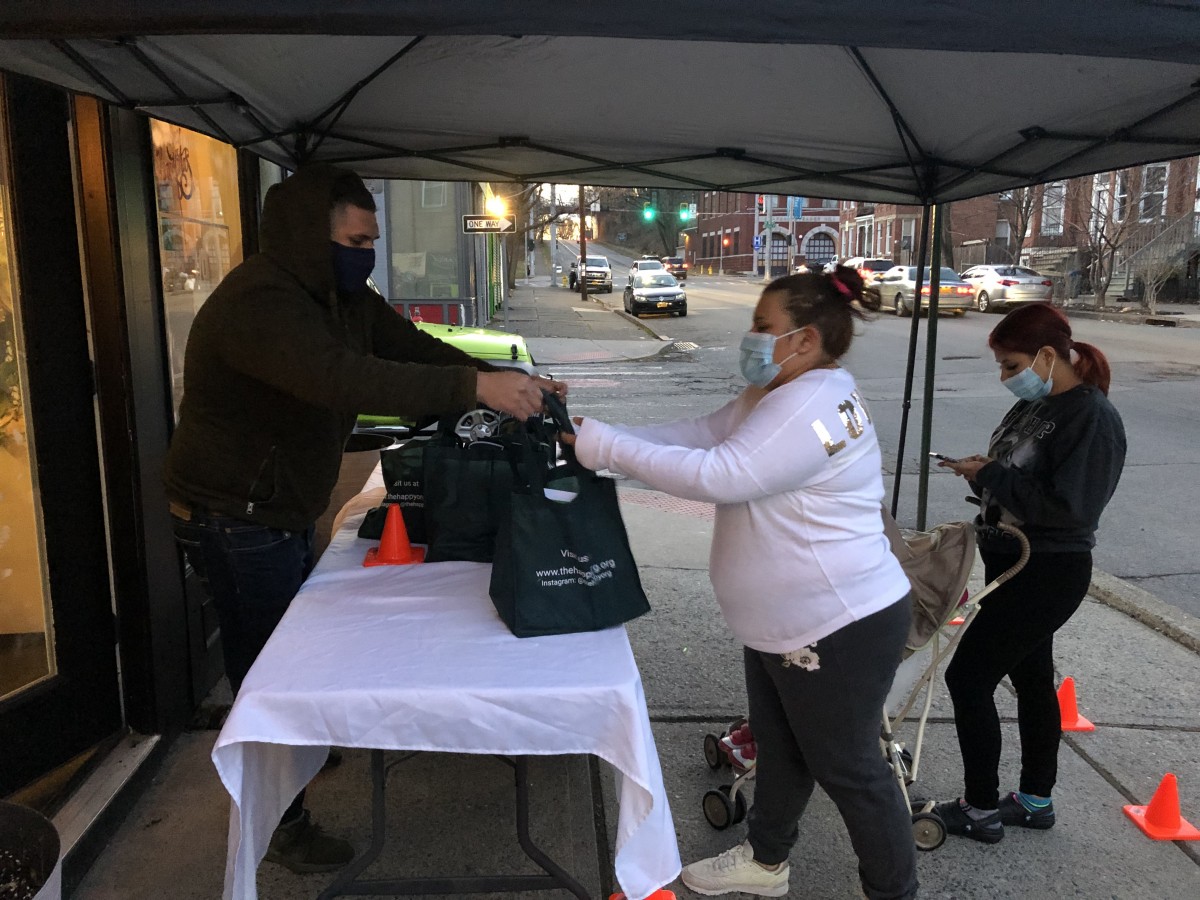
[678,202,690,222]
[642,201,655,221]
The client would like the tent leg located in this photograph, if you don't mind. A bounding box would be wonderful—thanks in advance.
[916,204,944,530]
[890,204,932,519]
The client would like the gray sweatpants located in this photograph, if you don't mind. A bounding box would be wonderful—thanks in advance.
[745,595,918,900]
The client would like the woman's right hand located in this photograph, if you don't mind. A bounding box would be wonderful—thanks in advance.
[939,454,992,481]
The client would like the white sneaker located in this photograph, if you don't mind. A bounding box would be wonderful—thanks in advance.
[680,841,789,897]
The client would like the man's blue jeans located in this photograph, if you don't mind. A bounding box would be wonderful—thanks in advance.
[170,510,315,695]
[171,509,315,822]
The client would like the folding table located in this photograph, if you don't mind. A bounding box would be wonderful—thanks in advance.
[212,501,680,900]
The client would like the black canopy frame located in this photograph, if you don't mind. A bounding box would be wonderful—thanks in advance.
[3,1,1199,525]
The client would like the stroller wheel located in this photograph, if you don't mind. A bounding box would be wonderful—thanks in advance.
[703,788,735,830]
[720,783,748,824]
[703,733,724,770]
[911,811,946,851]
[728,716,748,733]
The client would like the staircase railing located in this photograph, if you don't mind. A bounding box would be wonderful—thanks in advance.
[1115,212,1200,294]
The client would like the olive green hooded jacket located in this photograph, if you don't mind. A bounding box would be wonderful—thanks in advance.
[163,164,493,530]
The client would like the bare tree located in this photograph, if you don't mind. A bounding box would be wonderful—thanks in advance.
[1000,186,1038,263]
[1067,167,1165,308]
[488,183,573,288]
[1132,248,1177,314]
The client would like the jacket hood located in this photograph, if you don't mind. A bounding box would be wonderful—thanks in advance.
[260,164,360,301]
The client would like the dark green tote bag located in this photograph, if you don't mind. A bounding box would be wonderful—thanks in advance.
[357,436,430,542]
[489,395,650,637]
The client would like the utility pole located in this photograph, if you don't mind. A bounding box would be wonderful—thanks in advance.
[578,184,588,302]
[550,184,557,282]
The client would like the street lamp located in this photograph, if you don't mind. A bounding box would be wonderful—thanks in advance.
[719,234,730,275]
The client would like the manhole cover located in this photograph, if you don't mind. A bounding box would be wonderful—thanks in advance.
[670,341,700,351]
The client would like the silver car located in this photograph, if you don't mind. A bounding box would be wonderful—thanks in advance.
[623,271,687,317]
[959,264,1054,312]
[869,266,974,316]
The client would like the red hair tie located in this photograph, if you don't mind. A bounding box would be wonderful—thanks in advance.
[829,274,853,298]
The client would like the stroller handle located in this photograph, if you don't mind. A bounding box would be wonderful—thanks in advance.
[991,522,1031,585]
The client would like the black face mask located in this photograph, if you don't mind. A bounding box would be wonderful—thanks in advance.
[330,242,375,293]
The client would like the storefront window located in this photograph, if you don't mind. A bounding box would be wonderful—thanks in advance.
[387,180,462,301]
[152,120,243,416]
[0,88,55,700]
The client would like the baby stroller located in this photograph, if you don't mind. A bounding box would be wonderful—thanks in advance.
[700,508,1030,853]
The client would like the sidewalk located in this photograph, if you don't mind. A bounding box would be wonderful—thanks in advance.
[1063,296,1200,328]
[486,274,668,366]
[67,279,1200,899]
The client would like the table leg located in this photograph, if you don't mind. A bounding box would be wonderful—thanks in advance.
[316,750,592,898]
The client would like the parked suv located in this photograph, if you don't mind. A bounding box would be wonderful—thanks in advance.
[627,258,665,285]
[570,255,613,293]
[840,256,894,286]
[661,256,688,279]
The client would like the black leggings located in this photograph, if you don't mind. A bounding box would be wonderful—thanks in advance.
[945,549,1092,810]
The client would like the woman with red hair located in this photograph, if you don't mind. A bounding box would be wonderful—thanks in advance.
[934,302,1126,843]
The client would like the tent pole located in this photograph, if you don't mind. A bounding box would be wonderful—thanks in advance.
[889,203,932,519]
[915,204,944,530]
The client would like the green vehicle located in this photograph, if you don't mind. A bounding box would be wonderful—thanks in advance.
[354,320,537,436]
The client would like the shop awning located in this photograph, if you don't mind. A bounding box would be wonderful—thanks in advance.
[1,1,1198,204]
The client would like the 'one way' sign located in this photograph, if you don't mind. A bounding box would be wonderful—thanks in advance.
[462,215,515,234]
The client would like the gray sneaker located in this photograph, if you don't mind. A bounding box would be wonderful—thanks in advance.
[998,792,1056,829]
[680,841,789,897]
[264,810,355,873]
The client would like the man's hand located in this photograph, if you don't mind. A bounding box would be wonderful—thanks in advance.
[537,375,568,401]
[475,371,546,421]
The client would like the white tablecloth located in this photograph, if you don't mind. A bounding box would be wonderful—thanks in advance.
[212,503,680,900]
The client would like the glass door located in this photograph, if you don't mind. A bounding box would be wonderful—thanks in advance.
[0,74,122,802]
[0,97,53,704]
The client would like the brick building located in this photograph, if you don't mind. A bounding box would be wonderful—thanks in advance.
[684,193,841,276]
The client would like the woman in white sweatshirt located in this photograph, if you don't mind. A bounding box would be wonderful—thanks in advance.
[563,268,917,899]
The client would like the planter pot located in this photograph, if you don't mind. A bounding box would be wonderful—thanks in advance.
[0,800,61,900]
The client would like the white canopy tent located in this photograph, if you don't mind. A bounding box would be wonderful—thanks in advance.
[3,0,1198,519]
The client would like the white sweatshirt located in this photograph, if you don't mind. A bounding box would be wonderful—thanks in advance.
[574,367,909,654]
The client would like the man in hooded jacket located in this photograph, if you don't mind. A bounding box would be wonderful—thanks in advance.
[164,165,562,872]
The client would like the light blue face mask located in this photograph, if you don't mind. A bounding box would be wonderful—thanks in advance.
[738,328,802,387]
[1004,352,1055,401]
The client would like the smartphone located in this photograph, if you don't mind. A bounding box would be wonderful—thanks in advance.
[929,452,958,463]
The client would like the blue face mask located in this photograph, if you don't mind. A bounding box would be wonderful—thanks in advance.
[330,242,375,293]
[1004,352,1055,401]
[738,328,802,387]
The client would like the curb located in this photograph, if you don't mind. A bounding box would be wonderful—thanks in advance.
[1088,569,1200,654]
[613,308,673,341]
[1063,307,1200,328]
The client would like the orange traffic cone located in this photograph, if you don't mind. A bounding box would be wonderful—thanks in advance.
[363,503,425,566]
[1057,676,1094,732]
[609,892,676,900]
[1124,773,1200,840]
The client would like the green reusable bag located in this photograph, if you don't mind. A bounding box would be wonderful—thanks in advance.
[420,409,556,563]
[489,394,650,637]
[357,437,430,542]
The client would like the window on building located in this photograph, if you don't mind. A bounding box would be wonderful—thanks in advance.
[1140,164,1168,221]
[390,180,464,300]
[996,219,1011,241]
[421,181,448,208]
[1041,182,1066,236]
[152,119,244,418]
[0,87,55,700]
[1115,172,1131,221]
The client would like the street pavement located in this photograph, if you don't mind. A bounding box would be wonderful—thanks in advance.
[71,275,1200,900]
